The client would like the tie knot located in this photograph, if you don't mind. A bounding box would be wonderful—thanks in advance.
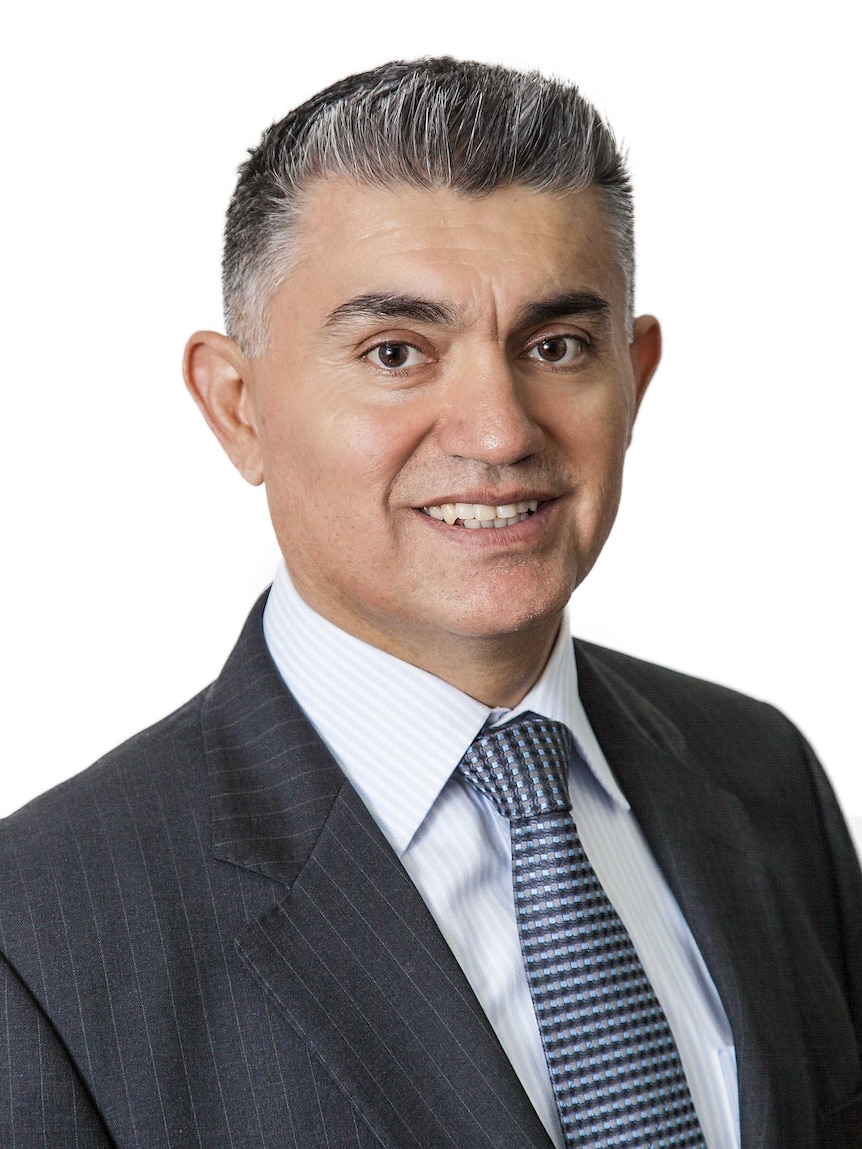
[457,712,575,822]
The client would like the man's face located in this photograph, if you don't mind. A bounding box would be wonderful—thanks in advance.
[236,181,658,666]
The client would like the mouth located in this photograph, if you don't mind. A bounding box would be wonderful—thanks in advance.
[420,499,540,529]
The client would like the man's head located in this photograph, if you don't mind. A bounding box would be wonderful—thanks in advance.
[222,57,635,359]
[185,59,661,704]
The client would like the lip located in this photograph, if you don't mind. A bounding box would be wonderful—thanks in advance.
[412,496,561,545]
[414,491,559,509]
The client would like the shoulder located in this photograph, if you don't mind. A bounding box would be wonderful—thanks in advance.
[573,637,862,954]
[575,637,768,708]
[573,637,800,750]
[0,688,210,894]
[0,684,238,1023]
[3,687,209,821]
[571,637,834,844]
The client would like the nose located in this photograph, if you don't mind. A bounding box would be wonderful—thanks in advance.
[435,350,544,466]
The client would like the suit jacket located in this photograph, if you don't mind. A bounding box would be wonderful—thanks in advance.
[2,594,861,1148]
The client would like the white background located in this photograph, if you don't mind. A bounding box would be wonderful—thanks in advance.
[2,2,859,845]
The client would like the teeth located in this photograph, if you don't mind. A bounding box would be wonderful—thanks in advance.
[421,499,540,528]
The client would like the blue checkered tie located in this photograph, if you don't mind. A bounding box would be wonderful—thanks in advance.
[457,712,707,1148]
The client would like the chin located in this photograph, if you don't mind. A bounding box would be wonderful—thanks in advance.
[431,583,575,643]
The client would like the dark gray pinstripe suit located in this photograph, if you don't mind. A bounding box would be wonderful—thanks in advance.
[2,594,861,1147]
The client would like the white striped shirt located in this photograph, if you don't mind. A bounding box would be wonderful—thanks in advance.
[263,561,740,1148]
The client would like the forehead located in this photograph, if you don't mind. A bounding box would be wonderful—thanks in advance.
[274,179,626,329]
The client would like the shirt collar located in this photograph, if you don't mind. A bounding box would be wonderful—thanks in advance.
[262,561,628,857]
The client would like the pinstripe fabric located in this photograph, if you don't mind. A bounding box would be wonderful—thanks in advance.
[2,590,861,1147]
[0,687,386,1149]
[263,561,739,1149]
[0,598,551,1149]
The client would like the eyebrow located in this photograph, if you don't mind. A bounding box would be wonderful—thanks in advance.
[322,288,612,335]
[514,291,612,331]
[323,292,459,331]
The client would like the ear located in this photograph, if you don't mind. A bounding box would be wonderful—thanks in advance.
[628,314,662,424]
[183,331,264,485]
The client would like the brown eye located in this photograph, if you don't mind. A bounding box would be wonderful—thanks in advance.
[524,335,586,365]
[365,342,426,370]
[379,343,409,367]
[537,338,568,361]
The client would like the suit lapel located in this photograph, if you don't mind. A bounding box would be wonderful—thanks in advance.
[202,597,553,1149]
[575,640,818,1149]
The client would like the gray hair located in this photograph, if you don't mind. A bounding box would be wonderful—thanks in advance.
[224,58,634,357]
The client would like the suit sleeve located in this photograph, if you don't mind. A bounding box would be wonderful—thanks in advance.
[1,952,115,1148]
[790,725,862,1146]
[796,728,862,1046]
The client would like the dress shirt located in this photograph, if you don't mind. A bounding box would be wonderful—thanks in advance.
[263,561,741,1149]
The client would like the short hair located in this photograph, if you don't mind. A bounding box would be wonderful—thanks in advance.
[224,57,634,357]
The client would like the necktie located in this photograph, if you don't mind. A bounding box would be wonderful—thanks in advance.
[457,712,707,1149]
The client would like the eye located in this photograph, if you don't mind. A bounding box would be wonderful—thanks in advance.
[364,341,428,370]
[523,335,587,365]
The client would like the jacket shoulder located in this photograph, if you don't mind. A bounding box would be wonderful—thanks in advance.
[0,688,209,874]
[574,637,795,745]
[572,636,838,837]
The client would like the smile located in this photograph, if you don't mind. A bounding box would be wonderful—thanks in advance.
[421,500,540,529]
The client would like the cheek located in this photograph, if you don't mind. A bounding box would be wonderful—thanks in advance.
[326,397,433,501]
[556,390,631,475]
[261,391,428,527]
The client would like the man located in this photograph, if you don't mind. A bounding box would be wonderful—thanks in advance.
[1,58,860,1149]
